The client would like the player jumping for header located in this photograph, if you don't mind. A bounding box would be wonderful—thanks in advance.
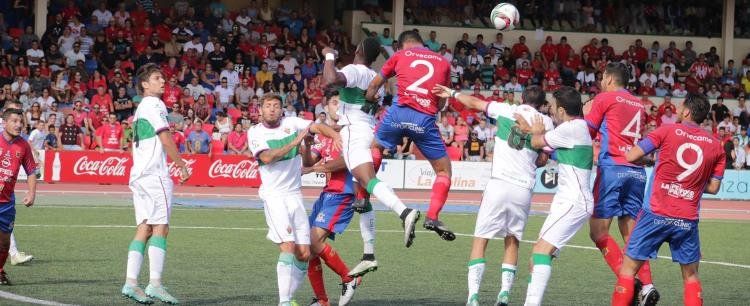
[366,30,455,244]
[612,93,724,306]
[320,37,387,276]
[584,62,659,305]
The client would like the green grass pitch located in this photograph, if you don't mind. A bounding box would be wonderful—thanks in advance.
[1,194,748,305]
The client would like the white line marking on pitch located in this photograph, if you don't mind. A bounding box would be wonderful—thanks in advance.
[0,290,78,306]
[15,224,750,269]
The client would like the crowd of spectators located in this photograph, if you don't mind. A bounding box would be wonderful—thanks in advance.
[1,0,749,169]
[362,0,723,36]
[0,0,361,158]
[371,27,750,168]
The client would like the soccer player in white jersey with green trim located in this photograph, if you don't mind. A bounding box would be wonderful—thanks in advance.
[247,94,342,306]
[321,37,418,276]
[433,84,553,306]
[512,86,594,306]
[122,63,191,304]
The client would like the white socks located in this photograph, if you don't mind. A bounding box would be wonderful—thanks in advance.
[359,211,376,255]
[500,263,517,294]
[277,253,295,303]
[125,240,146,286]
[467,258,486,302]
[368,179,406,216]
[524,254,552,306]
[148,236,167,287]
[8,233,18,257]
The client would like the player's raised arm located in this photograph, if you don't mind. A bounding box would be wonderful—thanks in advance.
[300,135,319,168]
[309,123,342,151]
[321,47,347,88]
[431,84,489,112]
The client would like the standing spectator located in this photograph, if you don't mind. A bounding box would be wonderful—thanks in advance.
[113,87,133,121]
[28,121,48,150]
[214,78,234,110]
[711,97,730,123]
[226,123,247,155]
[464,132,484,162]
[732,137,746,169]
[186,120,210,154]
[450,59,464,87]
[490,33,506,54]
[479,56,494,88]
[58,114,83,150]
[219,62,240,90]
[91,86,114,113]
[556,36,573,62]
[208,128,225,159]
[453,116,469,151]
[425,31,441,52]
[510,36,529,60]
[540,36,557,64]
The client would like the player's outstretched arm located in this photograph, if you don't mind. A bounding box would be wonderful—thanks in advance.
[366,74,386,102]
[321,47,347,88]
[309,123,342,151]
[158,131,190,183]
[431,84,488,111]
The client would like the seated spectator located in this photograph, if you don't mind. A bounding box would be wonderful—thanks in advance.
[660,107,677,126]
[464,132,484,162]
[437,116,454,145]
[44,124,59,151]
[186,120,210,154]
[717,116,738,135]
[227,123,248,155]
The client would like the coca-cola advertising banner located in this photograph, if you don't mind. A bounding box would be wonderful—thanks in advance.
[43,150,261,187]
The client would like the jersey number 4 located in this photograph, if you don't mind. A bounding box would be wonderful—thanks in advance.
[620,113,642,142]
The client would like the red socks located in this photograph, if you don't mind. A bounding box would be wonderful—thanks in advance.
[427,174,451,220]
[595,235,623,274]
[319,244,352,282]
[356,148,384,201]
[637,260,653,285]
[307,257,328,302]
[684,280,703,306]
[611,275,635,306]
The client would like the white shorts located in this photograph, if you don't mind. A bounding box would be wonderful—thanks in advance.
[474,179,533,240]
[261,192,311,245]
[130,175,173,225]
[538,199,592,252]
[340,114,375,170]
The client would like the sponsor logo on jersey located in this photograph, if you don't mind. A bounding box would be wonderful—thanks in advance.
[541,169,558,189]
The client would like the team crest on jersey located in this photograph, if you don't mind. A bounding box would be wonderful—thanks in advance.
[1,151,10,168]
[15,151,20,158]
[315,212,326,223]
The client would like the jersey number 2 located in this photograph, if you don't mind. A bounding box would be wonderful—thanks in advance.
[405,60,434,95]
[676,143,704,181]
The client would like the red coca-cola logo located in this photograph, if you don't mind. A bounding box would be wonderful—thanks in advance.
[167,159,196,177]
[73,156,128,176]
[208,159,259,179]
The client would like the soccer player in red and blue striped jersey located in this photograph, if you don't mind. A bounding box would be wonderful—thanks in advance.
[612,93,724,306]
[584,62,659,304]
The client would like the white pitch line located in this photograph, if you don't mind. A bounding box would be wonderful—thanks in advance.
[14,224,750,269]
[0,290,78,306]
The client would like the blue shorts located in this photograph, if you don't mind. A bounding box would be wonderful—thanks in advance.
[375,105,447,160]
[593,165,646,219]
[626,209,700,265]
[309,192,354,240]
[0,194,16,234]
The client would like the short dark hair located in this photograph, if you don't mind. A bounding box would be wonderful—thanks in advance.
[682,93,710,124]
[521,85,546,109]
[362,37,381,65]
[604,62,629,87]
[552,86,583,117]
[397,30,423,46]
[2,108,23,120]
[136,63,161,95]
[324,88,339,100]
[261,94,284,107]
